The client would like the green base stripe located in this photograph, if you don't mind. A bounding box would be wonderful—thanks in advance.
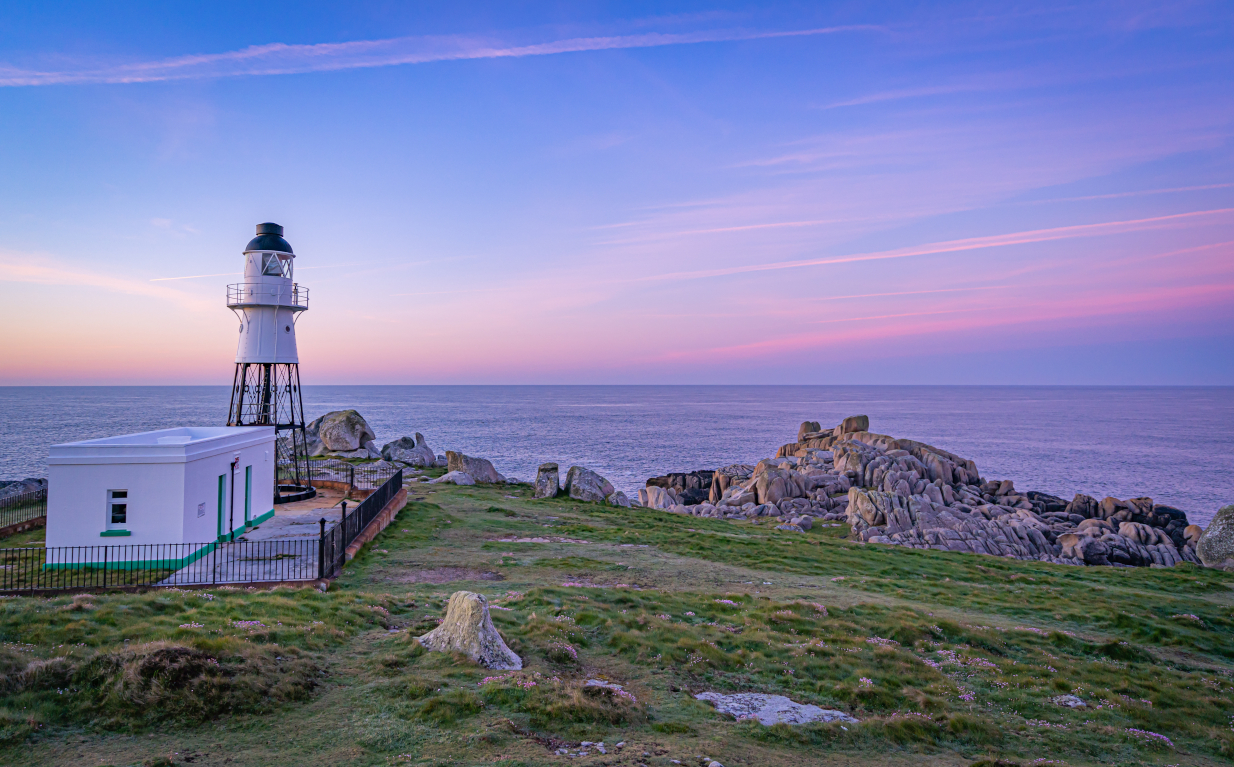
[44,541,217,571]
[99,530,131,537]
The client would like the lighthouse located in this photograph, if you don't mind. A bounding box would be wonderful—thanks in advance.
[225,223,314,503]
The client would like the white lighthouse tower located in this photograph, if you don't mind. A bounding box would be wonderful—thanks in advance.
[225,223,314,502]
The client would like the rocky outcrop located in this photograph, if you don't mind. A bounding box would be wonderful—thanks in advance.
[307,410,381,458]
[563,466,615,504]
[381,433,437,467]
[658,415,1201,570]
[1197,505,1234,569]
[646,471,714,506]
[446,452,501,484]
[417,591,521,670]
[534,463,560,499]
[639,485,680,510]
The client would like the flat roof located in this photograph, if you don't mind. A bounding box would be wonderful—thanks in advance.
[49,426,275,465]
[57,426,270,447]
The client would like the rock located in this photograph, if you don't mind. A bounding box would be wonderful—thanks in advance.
[797,421,822,442]
[1183,524,1203,547]
[835,415,869,435]
[797,516,813,531]
[0,478,46,500]
[1197,505,1234,569]
[563,466,615,503]
[1052,694,1087,708]
[381,433,437,467]
[534,463,560,499]
[309,410,377,453]
[695,692,857,725]
[428,471,475,486]
[417,591,521,670]
[641,486,678,510]
[606,491,631,507]
[646,471,714,506]
[446,452,501,484]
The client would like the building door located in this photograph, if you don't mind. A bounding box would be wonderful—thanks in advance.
[244,465,252,525]
[217,474,226,540]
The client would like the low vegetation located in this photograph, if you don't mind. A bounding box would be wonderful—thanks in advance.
[0,482,1231,766]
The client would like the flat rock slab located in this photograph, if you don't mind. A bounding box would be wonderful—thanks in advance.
[695,692,857,725]
[491,536,590,544]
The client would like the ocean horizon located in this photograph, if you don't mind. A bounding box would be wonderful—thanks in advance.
[2,384,1231,526]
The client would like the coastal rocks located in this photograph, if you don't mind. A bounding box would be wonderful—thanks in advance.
[646,471,715,506]
[797,421,822,442]
[640,485,681,510]
[417,591,522,670]
[446,452,501,484]
[308,410,378,456]
[534,463,560,499]
[429,471,475,486]
[381,433,437,467]
[708,464,755,504]
[0,478,46,500]
[695,692,857,726]
[835,414,869,436]
[563,466,615,504]
[606,491,632,507]
[1197,505,1234,569]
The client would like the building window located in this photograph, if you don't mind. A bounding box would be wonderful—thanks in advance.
[107,490,128,529]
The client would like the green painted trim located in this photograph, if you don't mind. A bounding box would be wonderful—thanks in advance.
[249,508,274,527]
[100,530,131,537]
[44,541,216,570]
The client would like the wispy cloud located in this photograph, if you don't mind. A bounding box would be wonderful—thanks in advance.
[0,251,209,309]
[638,207,1234,282]
[0,25,879,87]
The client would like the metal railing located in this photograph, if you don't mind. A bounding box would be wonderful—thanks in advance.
[0,539,321,593]
[288,458,401,492]
[319,468,403,579]
[226,282,309,310]
[0,489,47,531]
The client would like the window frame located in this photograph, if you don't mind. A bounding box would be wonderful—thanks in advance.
[106,489,129,531]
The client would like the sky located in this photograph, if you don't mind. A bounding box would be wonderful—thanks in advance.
[0,1,1232,385]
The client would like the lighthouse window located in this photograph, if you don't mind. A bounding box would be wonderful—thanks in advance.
[107,490,128,529]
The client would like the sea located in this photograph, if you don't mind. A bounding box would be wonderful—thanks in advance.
[1,386,1230,526]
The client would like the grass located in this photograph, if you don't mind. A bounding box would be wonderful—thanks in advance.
[0,481,1230,766]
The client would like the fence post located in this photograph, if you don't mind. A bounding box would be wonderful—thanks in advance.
[349,466,355,492]
[318,518,326,580]
[102,546,108,589]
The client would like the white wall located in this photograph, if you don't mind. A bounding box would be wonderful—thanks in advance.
[181,440,274,542]
[47,462,186,548]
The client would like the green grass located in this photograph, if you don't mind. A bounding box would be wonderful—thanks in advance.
[0,481,1231,766]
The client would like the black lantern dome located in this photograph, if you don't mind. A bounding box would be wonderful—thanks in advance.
[245,222,294,254]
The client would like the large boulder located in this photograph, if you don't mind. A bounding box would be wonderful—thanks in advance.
[381,433,437,467]
[835,415,869,435]
[534,463,560,499]
[1197,505,1234,569]
[563,466,615,503]
[446,452,501,484]
[797,421,822,442]
[309,410,377,453]
[640,485,679,510]
[417,591,521,670]
[606,491,632,507]
[754,468,803,505]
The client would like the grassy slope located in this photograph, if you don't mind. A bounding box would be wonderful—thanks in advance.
[0,482,1231,767]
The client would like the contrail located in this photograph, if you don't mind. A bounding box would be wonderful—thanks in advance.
[0,25,880,87]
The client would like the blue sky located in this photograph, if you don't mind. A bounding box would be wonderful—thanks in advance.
[0,2,1232,384]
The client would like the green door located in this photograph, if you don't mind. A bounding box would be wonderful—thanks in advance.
[244,466,252,525]
[217,474,226,540]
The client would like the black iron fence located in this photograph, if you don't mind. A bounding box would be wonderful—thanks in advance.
[282,458,401,492]
[0,489,47,531]
[319,468,403,579]
[0,468,404,594]
[0,539,321,593]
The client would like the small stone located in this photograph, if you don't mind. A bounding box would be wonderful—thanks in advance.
[1051,694,1087,708]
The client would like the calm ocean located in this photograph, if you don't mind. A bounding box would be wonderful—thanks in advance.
[1,386,1230,526]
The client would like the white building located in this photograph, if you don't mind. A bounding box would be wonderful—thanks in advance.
[47,427,276,557]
